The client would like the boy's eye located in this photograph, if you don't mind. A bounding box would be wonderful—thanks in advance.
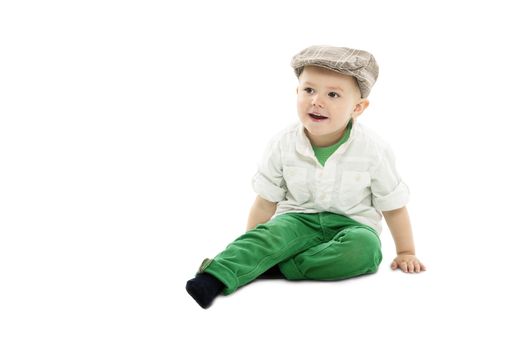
[303,87,340,98]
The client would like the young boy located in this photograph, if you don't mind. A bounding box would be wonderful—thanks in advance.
[186,45,426,309]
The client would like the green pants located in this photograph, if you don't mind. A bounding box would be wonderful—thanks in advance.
[200,211,382,295]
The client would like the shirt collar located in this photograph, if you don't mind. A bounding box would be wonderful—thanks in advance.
[295,119,358,159]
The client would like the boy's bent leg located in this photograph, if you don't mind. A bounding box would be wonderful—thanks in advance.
[202,213,323,294]
[279,225,382,281]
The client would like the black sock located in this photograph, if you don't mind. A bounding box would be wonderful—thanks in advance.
[186,273,225,309]
[258,264,285,279]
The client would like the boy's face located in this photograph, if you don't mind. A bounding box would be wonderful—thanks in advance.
[296,65,368,147]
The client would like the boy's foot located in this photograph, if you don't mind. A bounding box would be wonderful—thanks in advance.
[185,273,224,309]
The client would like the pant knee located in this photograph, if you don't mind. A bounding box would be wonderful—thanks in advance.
[338,228,382,270]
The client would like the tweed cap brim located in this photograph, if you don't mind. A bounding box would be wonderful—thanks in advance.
[291,45,379,98]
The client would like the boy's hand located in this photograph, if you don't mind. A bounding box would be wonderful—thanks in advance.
[391,254,426,273]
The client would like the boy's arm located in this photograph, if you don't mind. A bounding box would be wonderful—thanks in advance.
[382,206,426,273]
[246,195,277,231]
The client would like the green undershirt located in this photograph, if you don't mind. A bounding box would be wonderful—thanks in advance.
[310,119,352,167]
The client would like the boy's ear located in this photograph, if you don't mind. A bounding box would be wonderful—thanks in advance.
[353,99,370,117]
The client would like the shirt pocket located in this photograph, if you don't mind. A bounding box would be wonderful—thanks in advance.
[338,170,371,206]
[283,166,311,205]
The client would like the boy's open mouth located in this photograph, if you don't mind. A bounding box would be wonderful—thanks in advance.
[308,113,329,120]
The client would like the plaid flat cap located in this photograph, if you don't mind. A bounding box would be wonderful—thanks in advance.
[291,45,379,98]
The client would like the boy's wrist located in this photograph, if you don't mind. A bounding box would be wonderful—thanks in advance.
[396,250,415,256]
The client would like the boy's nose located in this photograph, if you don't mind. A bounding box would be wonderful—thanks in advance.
[311,95,324,108]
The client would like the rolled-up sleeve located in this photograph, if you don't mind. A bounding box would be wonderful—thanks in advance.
[370,143,410,211]
[251,136,286,203]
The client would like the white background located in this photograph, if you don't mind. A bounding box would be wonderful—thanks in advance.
[1,0,525,349]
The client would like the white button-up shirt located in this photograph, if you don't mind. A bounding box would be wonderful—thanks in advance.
[251,120,410,235]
